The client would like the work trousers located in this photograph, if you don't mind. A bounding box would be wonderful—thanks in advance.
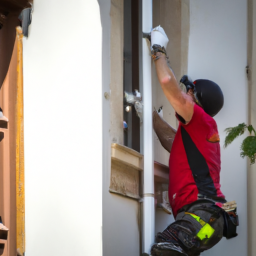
[156,200,224,256]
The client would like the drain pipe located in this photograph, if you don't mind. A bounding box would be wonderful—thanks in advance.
[142,1,154,254]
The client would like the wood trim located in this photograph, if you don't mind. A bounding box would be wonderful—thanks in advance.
[110,143,143,200]
[16,26,25,256]
[154,161,169,184]
[111,143,143,171]
[111,143,143,159]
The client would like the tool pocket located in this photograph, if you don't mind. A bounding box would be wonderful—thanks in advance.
[223,211,239,239]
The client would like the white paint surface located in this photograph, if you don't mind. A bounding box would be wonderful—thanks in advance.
[23,1,102,255]
[142,1,155,254]
[188,1,247,255]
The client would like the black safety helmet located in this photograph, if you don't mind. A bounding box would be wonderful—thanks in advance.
[180,75,224,117]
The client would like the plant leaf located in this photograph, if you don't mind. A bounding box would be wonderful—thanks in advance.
[240,136,256,164]
[224,123,247,148]
[248,125,253,135]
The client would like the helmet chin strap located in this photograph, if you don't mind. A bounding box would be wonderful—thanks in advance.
[193,91,203,108]
[188,90,203,108]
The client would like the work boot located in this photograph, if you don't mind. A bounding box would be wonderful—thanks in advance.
[151,242,188,256]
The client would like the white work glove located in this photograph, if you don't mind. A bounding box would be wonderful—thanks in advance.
[151,25,169,50]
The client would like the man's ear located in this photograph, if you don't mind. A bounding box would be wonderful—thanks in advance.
[186,90,191,97]
[187,89,193,95]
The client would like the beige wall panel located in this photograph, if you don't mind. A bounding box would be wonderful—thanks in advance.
[181,0,190,78]
[110,0,124,145]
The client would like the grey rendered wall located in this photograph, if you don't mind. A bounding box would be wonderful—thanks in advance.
[99,1,141,255]
[188,1,248,256]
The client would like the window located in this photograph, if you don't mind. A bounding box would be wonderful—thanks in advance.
[123,0,142,152]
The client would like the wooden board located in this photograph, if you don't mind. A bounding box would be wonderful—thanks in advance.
[16,26,25,256]
[110,143,143,200]
[110,160,141,200]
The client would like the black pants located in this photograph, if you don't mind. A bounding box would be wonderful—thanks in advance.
[156,200,224,256]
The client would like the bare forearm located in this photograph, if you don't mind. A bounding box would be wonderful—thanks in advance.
[154,53,194,122]
[154,54,185,106]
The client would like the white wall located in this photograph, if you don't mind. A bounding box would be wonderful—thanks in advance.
[23,1,102,255]
[188,1,247,255]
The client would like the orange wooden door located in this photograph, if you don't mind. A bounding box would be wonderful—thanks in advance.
[0,26,25,256]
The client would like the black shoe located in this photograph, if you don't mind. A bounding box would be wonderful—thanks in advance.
[151,242,188,256]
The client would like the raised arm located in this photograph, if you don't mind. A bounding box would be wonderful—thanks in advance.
[151,27,194,123]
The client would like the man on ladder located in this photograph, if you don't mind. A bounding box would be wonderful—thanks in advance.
[149,26,238,256]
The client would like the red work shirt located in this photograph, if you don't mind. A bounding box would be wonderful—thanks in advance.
[168,104,225,218]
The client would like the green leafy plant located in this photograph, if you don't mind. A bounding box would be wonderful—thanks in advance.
[224,123,256,164]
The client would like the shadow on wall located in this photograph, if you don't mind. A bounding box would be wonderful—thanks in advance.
[0,13,19,89]
[0,244,4,255]
[0,0,31,88]
[0,122,7,129]
[0,133,3,142]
